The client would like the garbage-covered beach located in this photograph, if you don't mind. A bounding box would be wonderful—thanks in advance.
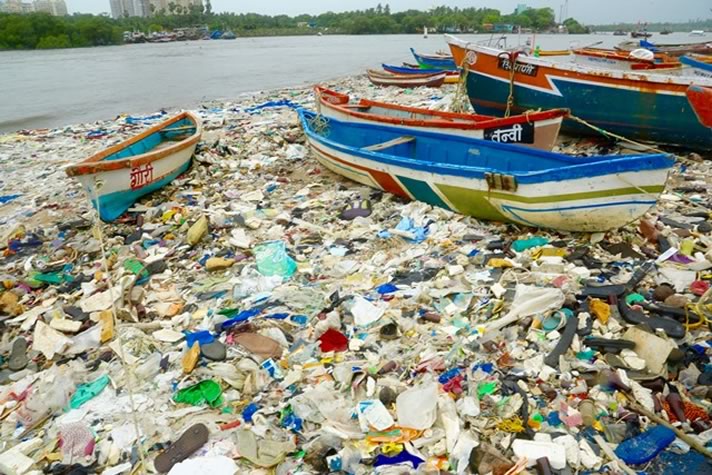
[2,76,712,475]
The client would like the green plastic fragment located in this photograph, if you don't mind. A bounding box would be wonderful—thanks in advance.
[173,380,223,407]
[70,374,111,409]
[576,349,595,360]
[511,237,549,252]
[477,381,497,399]
[625,293,645,305]
[531,412,544,423]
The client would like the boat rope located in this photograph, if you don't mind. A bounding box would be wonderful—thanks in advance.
[499,51,524,118]
[451,61,471,113]
[87,179,148,475]
[566,114,669,155]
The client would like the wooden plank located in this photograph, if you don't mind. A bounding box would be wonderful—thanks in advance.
[364,135,415,152]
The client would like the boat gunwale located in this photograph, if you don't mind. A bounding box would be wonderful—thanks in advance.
[314,86,569,131]
[65,111,203,177]
[299,109,673,185]
[445,34,712,88]
[382,63,459,76]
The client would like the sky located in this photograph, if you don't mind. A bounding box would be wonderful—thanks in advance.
[68,1,712,25]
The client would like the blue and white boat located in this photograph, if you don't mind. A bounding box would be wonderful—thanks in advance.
[299,109,674,232]
[680,55,712,79]
[410,48,458,70]
[66,112,202,221]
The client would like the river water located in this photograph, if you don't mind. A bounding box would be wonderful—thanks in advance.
[0,32,706,132]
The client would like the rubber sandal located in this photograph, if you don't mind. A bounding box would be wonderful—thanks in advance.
[340,199,372,220]
[617,298,685,339]
[8,337,29,371]
[583,337,636,354]
[200,341,226,361]
[544,315,578,368]
[234,333,282,360]
[154,423,209,473]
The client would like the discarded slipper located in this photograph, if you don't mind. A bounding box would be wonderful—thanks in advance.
[617,297,685,339]
[154,423,209,473]
[234,333,282,360]
[200,341,227,361]
[8,337,29,371]
[340,199,372,220]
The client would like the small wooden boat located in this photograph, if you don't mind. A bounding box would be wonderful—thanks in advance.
[382,64,460,83]
[572,48,679,71]
[447,35,712,150]
[299,109,673,232]
[410,48,457,70]
[314,86,567,151]
[617,39,712,57]
[687,86,712,128]
[367,69,446,88]
[66,112,202,221]
[680,55,712,79]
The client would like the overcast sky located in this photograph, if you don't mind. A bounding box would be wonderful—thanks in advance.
[68,1,712,24]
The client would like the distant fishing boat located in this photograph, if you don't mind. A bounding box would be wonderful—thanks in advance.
[367,69,447,88]
[299,109,673,232]
[446,35,712,150]
[631,31,652,39]
[661,29,673,35]
[613,30,627,36]
[66,112,202,222]
[315,86,567,150]
[680,55,712,78]
[381,64,460,83]
[690,30,705,37]
[410,48,457,70]
[687,86,712,128]
[617,39,712,57]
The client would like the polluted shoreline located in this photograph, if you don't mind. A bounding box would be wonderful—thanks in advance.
[1,76,712,474]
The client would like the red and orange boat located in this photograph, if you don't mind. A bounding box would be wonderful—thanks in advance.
[315,86,567,150]
[687,86,712,128]
[446,35,712,150]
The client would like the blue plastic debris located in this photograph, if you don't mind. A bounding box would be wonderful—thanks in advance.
[374,450,425,469]
[242,403,260,423]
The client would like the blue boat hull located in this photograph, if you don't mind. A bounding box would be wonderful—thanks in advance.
[466,71,712,149]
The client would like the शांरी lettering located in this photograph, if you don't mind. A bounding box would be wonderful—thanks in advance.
[497,57,538,77]
[130,163,154,190]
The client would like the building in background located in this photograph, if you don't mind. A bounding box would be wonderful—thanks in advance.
[109,0,202,18]
[1,0,67,15]
[110,0,135,18]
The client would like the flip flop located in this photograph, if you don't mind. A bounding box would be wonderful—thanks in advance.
[617,298,685,339]
[340,200,372,220]
[154,423,209,473]
[234,333,282,361]
[8,337,29,371]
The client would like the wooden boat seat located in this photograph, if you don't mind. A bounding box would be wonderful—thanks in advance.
[364,136,415,152]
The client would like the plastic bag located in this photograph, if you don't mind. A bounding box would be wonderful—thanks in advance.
[253,241,297,278]
[173,380,223,407]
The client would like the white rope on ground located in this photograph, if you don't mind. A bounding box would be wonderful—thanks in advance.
[87,179,148,475]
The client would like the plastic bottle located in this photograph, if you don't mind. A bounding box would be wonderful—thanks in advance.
[579,399,596,427]
[512,236,549,252]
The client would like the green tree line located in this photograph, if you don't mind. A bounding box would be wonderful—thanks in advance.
[0,4,570,50]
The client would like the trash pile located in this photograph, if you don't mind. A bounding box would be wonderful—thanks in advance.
[1,76,712,475]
